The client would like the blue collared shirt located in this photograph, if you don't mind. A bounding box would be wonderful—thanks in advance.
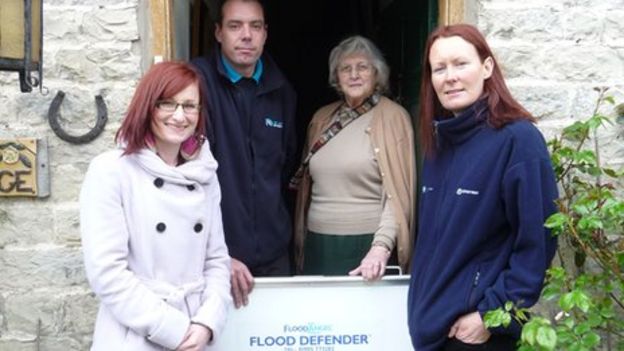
[221,54,263,84]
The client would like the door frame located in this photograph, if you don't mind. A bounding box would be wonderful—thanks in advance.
[148,0,174,62]
[147,0,466,62]
[438,0,465,26]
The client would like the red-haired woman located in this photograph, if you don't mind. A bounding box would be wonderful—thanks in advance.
[80,61,231,351]
[407,24,558,351]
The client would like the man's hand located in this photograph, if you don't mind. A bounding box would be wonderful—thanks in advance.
[348,245,390,281]
[176,323,212,351]
[231,258,254,308]
[448,311,491,344]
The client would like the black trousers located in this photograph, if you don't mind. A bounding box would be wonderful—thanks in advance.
[443,335,517,351]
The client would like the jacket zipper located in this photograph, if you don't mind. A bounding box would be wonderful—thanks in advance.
[468,268,481,308]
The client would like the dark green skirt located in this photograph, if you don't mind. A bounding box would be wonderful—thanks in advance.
[302,231,374,276]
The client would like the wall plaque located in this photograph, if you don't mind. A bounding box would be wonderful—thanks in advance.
[0,138,49,197]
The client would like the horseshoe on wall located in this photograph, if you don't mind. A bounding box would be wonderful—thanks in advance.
[47,90,108,144]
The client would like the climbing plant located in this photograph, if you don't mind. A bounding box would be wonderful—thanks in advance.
[485,88,624,351]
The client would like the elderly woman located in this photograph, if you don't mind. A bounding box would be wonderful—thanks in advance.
[80,62,231,351]
[293,35,415,280]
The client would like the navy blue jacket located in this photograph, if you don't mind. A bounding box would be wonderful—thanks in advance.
[407,101,558,350]
[192,49,297,271]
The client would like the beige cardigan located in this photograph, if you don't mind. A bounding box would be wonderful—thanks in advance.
[294,96,416,273]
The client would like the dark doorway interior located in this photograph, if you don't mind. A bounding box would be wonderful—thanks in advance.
[190,0,437,147]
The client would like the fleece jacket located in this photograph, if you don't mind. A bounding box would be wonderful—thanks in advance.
[192,48,297,270]
[407,101,558,350]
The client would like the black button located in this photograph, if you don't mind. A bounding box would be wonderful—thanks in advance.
[187,184,195,191]
[194,223,203,233]
[156,222,166,232]
[153,178,164,188]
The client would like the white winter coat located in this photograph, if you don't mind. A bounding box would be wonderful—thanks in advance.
[80,142,231,351]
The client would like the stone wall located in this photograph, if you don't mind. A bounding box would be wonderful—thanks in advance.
[475,0,624,168]
[0,0,623,350]
[0,1,141,350]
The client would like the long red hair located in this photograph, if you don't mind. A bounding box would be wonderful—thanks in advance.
[418,24,534,155]
[115,61,207,154]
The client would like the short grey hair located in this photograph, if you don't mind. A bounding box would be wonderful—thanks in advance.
[328,35,390,95]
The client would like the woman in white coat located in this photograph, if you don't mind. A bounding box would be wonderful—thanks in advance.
[80,61,231,351]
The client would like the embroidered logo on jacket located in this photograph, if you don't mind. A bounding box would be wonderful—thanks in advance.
[456,188,480,196]
[422,186,434,193]
[265,117,283,129]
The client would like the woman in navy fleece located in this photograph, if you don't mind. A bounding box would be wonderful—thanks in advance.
[407,24,558,351]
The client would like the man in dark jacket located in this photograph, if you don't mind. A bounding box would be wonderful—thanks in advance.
[192,0,297,308]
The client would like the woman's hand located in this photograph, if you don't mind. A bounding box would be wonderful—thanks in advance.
[348,245,390,281]
[176,323,212,351]
[448,311,491,344]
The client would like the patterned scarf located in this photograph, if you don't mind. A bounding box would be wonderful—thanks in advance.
[288,93,380,190]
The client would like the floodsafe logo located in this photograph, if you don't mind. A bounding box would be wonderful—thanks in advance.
[248,322,371,349]
[265,117,283,129]
[283,323,332,334]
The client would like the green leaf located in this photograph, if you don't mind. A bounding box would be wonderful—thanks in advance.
[536,325,557,350]
[502,312,512,328]
[560,292,574,311]
[617,252,624,270]
[572,203,592,216]
[544,213,568,230]
[557,146,575,158]
[547,266,566,281]
[603,167,619,178]
[571,290,592,313]
[516,308,529,322]
[581,332,601,348]
[604,95,615,105]
[586,312,603,327]
[573,274,590,289]
[587,166,602,177]
[521,323,537,345]
[559,290,592,312]
[574,150,597,165]
[577,216,603,231]
[562,121,589,141]
[602,198,623,214]
[542,285,560,300]
[483,308,510,328]
[556,326,575,344]
[568,343,589,351]
[504,301,514,311]
[574,322,590,335]
[603,281,614,294]
[563,317,575,329]
[587,114,609,130]
[600,305,615,319]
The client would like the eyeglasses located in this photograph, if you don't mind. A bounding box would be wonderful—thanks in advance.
[338,62,373,76]
[155,100,201,114]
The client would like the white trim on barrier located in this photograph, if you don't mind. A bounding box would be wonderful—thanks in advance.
[208,275,412,350]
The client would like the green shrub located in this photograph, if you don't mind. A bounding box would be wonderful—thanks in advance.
[484,87,624,351]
